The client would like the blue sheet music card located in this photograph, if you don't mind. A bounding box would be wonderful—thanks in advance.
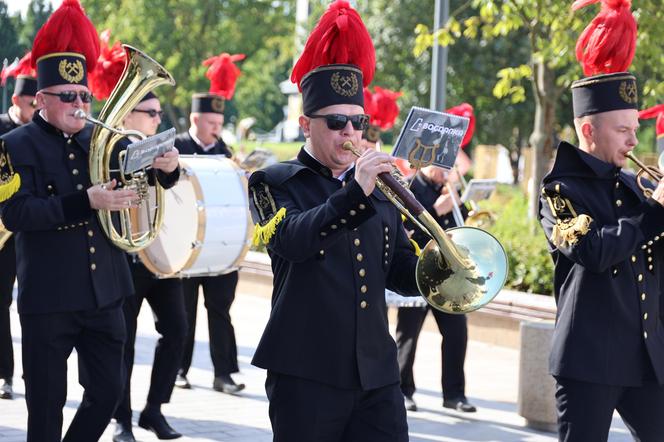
[391,106,469,170]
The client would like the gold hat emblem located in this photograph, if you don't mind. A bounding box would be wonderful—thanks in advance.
[619,80,638,104]
[211,97,225,113]
[331,72,359,97]
[58,59,85,84]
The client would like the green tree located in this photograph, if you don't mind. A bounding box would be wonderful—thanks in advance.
[0,1,23,61]
[18,0,52,50]
[414,0,664,220]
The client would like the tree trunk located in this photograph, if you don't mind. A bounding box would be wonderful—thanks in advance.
[528,61,558,221]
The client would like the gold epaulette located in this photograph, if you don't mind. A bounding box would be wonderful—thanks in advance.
[252,207,286,246]
[543,183,593,248]
[0,141,20,202]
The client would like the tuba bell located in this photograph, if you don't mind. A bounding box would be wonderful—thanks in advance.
[80,45,175,252]
[343,141,508,314]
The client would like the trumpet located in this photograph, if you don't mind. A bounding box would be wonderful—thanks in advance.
[343,142,508,314]
[625,152,663,198]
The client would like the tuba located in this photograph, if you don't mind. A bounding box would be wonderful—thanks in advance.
[0,219,10,250]
[79,45,175,252]
[343,142,508,314]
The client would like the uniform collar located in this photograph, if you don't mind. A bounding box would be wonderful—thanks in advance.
[545,141,619,183]
[188,128,216,151]
[32,111,91,151]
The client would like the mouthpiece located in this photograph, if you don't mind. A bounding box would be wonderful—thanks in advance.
[342,141,361,157]
[74,110,88,120]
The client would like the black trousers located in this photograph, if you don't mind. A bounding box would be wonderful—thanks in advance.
[395,305,468,400]
[180,271,239,377]
[555,376,664,442]
[0,237,15,381]
[114,262,187,425]
[266,371,408,442]
[20,302,126,442]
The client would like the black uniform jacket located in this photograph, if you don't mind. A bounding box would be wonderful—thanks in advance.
[174,132,233,158]
[0,113,134,315]
[405,173,468,249]
[248,148,419,390]
[539,141,664,387]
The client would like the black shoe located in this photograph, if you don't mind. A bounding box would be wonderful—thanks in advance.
[0,379,13,400]
[443,397,477,413]
[212,374,245,395]
[138,411,182,439]
[174,374,191,389]
[404,395,418,412]
[112,422,136,442]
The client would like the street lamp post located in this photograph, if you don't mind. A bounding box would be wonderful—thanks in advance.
[430,0,449,111]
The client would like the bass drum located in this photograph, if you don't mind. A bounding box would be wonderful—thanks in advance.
[138,155,253,277]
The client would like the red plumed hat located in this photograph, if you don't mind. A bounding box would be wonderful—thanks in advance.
[291,0,375,115]
[202,52,246,100]
[1,52,35,86]
[368,86,402,130]
[572,0,636,76]
[639,104,664,138]
[31,0,100,90]
[88,29,127,100]
[446,103,475,148]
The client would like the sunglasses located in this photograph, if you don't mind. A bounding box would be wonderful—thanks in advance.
[132,108,164,118]
[42,91,93,103]
[308,113,370,131]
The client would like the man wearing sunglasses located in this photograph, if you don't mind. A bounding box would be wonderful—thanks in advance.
[0,67,38,402]
[173,90,245,394]
[0,4,164,440]
[247,2,419,441]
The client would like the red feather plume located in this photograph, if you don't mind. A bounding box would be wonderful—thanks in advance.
[368,86,402,130]
[572,0,636,76]
[363,87,376,116]
[639,104,664,137]
[31,0,100,73]
[446,103,476,148]
[88,30,127,100]
[1,52,35,86]
[202,53,246,100]
[291,0,375,90]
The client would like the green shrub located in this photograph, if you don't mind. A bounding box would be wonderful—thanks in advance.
[482,185,554,295]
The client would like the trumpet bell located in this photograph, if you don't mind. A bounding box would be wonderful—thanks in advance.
[464,210,495,229]
[416,226,508,314]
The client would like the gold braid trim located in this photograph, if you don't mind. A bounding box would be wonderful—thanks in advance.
[252,207,286,246]
[409,238,421,257]
[550,214,593,248]
[0,173,20,202]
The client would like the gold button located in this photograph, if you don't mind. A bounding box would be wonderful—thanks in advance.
[649,265,654,271]
[648,240,653,246]
[638,274,643,282]
[644,313,648,320]
[384,227,389,233]
[47,185,53,190]
[68,153,75,160]
[67,139,72,144]
[642,245,647,250]
[76,184,83,190]
[89,247,95,254]
[90,263,96,270]
[444,219,450,225]
[648,248,653,254]
[350,210,357,216]
[631,255,636,263]
[331,224,338,230]
[384,260,389,265]
[340,218,347,224]
[656,236,661,241]
[648,257,653,262]
[642,293,646,301]
[616,199,622,207]
[360,301,367,309]
[359,268,366,277]
[319,250,324,255]
[612,268,618,275]
[72,169,79,176]
[320,231,327,237]
[385,235,389,241]
[57,227,62,231]
[644,331,648,339]
[359,204,366,210]
[360,285,367,293]
[615,181,620,188]
[385,252,389,257]
[87,230,94,237]
[385,244,390,249]
[356,253,363,262]
[354,239,360,246]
